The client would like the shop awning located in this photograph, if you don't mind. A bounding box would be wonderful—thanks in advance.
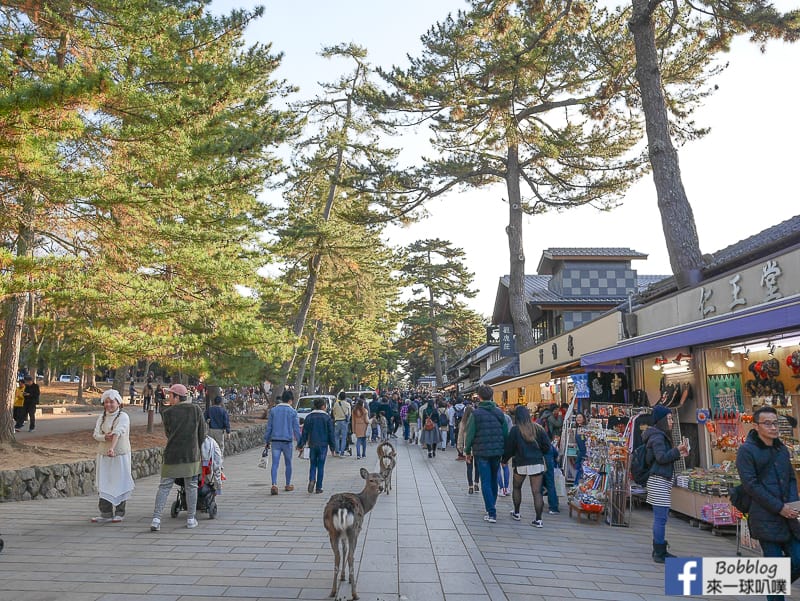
[549,360,581,379]
[581,294,800,366]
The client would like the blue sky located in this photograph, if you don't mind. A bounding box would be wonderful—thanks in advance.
[212,0,800,316]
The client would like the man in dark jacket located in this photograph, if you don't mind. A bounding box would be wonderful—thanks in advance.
[22,375,40,432]
[204,396,231,459]
[297,397,336,494]
[736,406,800,601]
[464,384,509,523]
[150,383,206,532]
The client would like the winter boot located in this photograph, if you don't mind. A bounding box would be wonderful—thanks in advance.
[652,541,675,564]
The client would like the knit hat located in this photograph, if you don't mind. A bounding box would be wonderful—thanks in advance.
[100,389,123,404]
[652,404,671,424]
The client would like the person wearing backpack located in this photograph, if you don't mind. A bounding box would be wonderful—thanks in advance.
[735,405,800,601]
[643,404,689,563]
[420,398,441,458]
[453,398,467,460]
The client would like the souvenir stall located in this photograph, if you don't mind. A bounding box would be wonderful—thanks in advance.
[565,405,645,526]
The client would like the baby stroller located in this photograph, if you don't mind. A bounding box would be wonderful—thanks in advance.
[170,436,221,520]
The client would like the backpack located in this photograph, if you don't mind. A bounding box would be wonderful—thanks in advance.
[729,484,751,514]
[454,405,465,426]
[424,416,436,431]
[438,410,449,427]
[630,443,653,486]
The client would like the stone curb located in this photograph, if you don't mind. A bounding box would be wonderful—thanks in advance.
[0,423,266,503]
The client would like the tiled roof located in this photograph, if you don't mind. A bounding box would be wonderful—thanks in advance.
[637,215,800,303]
[450,343,497,370]
[481,356,520,384]
[498,274,668,307]
[542,248,647,258]
[537,248,647,274]
[706,215,800,272]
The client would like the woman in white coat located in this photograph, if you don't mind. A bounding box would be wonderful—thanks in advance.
[91,389,135,523]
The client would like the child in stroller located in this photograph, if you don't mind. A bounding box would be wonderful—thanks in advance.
[170,435,222,520]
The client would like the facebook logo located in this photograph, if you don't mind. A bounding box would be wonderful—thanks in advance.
[665,558,703,595]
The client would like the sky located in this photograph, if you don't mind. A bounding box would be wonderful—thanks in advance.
[212,0,800,318]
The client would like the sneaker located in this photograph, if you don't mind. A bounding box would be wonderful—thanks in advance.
[532,519,543,528]
[186,517,198,529]
[308,480,315,494]
[150,518,161,532]
[468,486,474,494]
[315,489,324,494]
[285,484,294,492]
[91,516,112,523]
[483,515,497,523]
[111,515,124,523]
[474,483,480,492]
[510,511,521,521]
[548,509,560,515]
[270,485,279,495]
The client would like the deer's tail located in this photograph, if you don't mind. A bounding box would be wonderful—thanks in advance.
[332,508,355,532]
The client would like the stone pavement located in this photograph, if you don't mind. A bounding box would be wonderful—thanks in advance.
[0,440,777,601]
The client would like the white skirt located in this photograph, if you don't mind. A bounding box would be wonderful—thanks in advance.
[517,463,545,475]
[96,453,135,506]
[646,474,673,507]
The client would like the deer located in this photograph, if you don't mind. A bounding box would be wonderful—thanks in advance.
[376,441,396,495]
[322,467,384,600]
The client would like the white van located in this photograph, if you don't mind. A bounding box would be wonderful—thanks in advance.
[296,395,335,426]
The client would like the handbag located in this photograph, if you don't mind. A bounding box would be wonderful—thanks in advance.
[554,467,567,497]
[257,447,269,469]
[424,417,436,431]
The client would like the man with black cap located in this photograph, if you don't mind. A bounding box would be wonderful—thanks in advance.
[150,383,206,532]
[264,389,301,495]
[643,404,688,562]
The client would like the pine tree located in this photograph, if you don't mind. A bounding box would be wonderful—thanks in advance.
[376,0,649,350]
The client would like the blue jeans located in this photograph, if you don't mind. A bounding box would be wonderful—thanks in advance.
[540,452,558,511]
[476,456,500,518]
[334,421,348,455]
[448,425,455,446]
[270,441,293,486]
[308,446,328,491]
[652,505,669,544]
[403,420,410,441]
[497,464,510,489]
[761,537,800,601]
[574,452,585,486]
[356,436,367,458]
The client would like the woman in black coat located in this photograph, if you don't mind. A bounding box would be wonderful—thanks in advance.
[643,404,688,563]
[502,406,551,527]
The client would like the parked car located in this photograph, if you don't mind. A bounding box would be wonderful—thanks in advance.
[295,394,335,426]
[58,374,80,383]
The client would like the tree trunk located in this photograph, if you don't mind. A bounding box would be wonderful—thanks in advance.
[427,259,444,387]
[88,353,97,388]
[505,144,535,351]
[308,321,323,394]
[0,194,34,443]
[629,0,704,286]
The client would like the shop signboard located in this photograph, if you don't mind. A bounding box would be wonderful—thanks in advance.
[499,324,515,357]
[486,325,500,346]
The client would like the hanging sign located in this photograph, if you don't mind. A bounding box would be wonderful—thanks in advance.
[572,373,589,399]
[696,408,711,424]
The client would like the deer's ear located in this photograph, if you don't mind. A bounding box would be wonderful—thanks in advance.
[360,467,369,479]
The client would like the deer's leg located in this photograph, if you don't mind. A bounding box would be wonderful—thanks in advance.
[347,529,359,600]
[329,533,340,598]
[339,537,348,581]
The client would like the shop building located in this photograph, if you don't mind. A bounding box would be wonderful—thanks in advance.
[579,216,800,526]
[487,248,665,408]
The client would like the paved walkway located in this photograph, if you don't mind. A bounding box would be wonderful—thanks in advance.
[0,440,769,601]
